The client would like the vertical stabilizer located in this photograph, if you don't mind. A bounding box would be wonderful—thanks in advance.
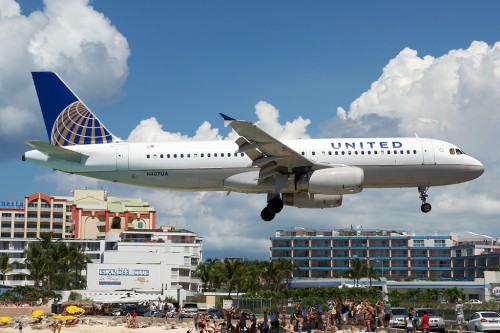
[31,72,118,146]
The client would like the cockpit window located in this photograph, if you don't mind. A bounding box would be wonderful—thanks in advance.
[450,148,466,155]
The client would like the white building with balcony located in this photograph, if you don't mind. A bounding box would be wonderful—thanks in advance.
[83,227,203,302]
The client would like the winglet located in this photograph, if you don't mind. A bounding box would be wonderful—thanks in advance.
[219,113,236,127]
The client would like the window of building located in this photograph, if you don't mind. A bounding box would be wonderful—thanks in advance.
[414,240,424,247]
[434,240,446,247]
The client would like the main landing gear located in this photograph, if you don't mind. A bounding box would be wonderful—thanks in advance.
[418,185,432,213]
[261,196,284,222]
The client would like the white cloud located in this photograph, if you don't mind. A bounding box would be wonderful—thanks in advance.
[323,41,500,227]
[328,41,500,154]
[255,101,311,140]
[0,0,19,17]
[127,100,311,143]
[127,118,223,142]
[0,0,130,160]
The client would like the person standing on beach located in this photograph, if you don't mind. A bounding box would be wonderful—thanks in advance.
[455,299,464,333]
[18,321,23,333]
[56,320,63,333]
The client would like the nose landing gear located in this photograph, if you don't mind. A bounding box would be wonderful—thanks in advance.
[260,196,284,221]
[418,186,432,213]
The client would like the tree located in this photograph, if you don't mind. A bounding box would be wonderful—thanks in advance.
[365,265,380,287]
[222,258,244,297]
[422,288,440,302]
[387,290,403,306]
[195,258,222,292]
[0,253,13,284]
[443,287,463,303]
[24,241,46,289]
[343,258,366,286]
[24,232,90,291]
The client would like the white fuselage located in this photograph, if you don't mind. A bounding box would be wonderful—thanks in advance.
[23,137,484,193]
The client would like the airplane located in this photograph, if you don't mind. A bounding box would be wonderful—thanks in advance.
[23,71,484,221]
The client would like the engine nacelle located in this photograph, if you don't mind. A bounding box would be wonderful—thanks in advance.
[296,167,364,195]
[283,193,342,208]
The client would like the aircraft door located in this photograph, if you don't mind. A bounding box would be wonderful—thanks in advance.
[420,140,435,165]
[116,145,129,170]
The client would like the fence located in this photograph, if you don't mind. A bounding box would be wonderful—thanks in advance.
[233,298,290,315]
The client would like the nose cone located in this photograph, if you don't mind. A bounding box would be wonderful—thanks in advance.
[465,157,484,181]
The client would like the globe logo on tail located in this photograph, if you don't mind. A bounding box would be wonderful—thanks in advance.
[51,101,117,146]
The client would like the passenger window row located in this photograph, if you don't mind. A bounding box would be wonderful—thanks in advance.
[301,150,418,156]
[146,152,246,159]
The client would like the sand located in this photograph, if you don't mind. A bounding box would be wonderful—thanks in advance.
[0,317,193,333]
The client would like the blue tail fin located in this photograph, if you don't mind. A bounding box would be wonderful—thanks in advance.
[31,72,118,146]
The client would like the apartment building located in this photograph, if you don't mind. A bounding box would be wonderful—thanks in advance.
[270,227,500,280]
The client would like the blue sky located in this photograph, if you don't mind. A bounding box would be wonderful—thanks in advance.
[2,0,500,259]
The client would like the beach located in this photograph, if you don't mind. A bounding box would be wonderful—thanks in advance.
[0,317,193,333]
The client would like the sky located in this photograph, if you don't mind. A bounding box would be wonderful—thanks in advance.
[1,0,500,260]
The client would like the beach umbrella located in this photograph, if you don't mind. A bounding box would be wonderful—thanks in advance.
[65,305,85,314]
[31,310,44,318]
[0,317,11,324]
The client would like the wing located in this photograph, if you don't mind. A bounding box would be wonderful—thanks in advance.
[220,113,325,182]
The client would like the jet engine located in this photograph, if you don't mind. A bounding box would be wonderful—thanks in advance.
[282,193,342,208]
[296,167,364,195]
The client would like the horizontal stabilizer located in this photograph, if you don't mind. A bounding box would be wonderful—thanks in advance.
[26,140,86,163]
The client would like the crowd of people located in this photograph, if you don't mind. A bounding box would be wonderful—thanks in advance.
[288,299,393,333]
[185,300,394,333]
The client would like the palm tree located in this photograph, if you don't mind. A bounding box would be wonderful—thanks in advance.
[261,260,280,290]
[237,260,262,294]
[24,232,91,291]
[0,253,13,284]
[422,288,440,302]
[195,258,221,291]
[272,258,294,292]
[222,258,244,296]
[70,245,91,289]
[24,242,46,289]
[443,287,463,303]
[343,258,366,286]
[365,265,380,287]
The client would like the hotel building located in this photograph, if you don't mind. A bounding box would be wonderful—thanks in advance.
[270,227,500,280]
[0,189,156,239]
[0,190,203,299]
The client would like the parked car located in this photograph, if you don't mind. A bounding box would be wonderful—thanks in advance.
[111,304,148,316]
[183,302,199,318]
[389,307,408,328]
[466,299,483,304]
[466,312,500,332]
[415,308,445,333]
[142,309,164,317]
[207,308,224,319]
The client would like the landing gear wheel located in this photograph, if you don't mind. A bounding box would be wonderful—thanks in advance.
[261,207,275,222]
[418,186,432,213]
[421,203,432,213]
[267,197,284,214]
